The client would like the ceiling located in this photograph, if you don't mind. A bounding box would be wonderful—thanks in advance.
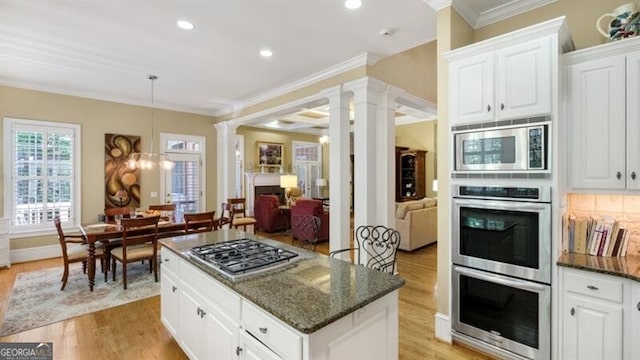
[1,1,550,134]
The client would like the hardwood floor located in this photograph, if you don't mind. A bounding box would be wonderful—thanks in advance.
[0,232,492,360]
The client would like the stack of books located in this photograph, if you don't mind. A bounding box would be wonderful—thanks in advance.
[563,215,631,256]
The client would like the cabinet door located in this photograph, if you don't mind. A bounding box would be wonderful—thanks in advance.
[568,56,626,190]
[563,293,623,360]
[496,36,552,120]
[631,282,640,360]
[627,51,640,190]
[449,52,494,126]
[180,285,240,360]
[179,288,204,360]
[239,331,282,360]
[201,298,240,360]
[160,267,180,337]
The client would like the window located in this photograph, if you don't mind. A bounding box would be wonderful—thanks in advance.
[292,141,323,198]
[3,118,81,235]
[160,133,205,222]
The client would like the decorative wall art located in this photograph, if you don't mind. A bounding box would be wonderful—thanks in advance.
[257,142,284,167]
[105,134,141,209]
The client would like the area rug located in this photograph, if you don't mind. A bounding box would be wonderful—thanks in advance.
[0,264,160,337]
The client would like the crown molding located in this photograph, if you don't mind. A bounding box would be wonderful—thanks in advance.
[424,0,451,12]
[564,36,640,64]
[444,16,572,62]
[0,79,219,117]
[228,52,381,116]
[454,0,557,29]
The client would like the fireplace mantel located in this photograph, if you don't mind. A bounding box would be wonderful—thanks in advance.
[245,173,285,216]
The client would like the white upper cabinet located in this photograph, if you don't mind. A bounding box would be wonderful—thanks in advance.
[626,51,640,190]
[446,16,568,128]
[566,37,640,190]
[450,53,494,124]
[496,37,552,120]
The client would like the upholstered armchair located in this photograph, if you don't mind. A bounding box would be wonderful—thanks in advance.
[254,195,288,233]
[291,199,329,242]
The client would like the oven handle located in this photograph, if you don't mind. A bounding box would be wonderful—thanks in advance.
[453,198,549,211]
[455,266,547,292]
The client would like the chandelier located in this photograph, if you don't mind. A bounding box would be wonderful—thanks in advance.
[127,75,175,170]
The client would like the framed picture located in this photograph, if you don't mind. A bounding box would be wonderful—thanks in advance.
[257,142,284,167]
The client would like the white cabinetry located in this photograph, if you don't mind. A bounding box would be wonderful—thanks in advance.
[160,249,180,337]
[449,36,552,126]
[559,267,638,360]
[0,218,10,268]
[631,282,640,360]
[567,37,640,190]
[160,247,399,360]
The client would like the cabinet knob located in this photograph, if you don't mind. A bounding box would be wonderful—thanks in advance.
[196,308,201,316]
[587,285,599,291]
[200,309,206,318]
[617,171,622,180]
[570,307,575,316]
[236,346,242,356]
[500,103,505,110]
[259,327,268,334]
[632,171,637,180]
[637,302,640,311]
[164,258,169,262]
[172,285,177,293]
[487,104,491,112]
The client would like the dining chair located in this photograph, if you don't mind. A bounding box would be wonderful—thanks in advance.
[218,202,232,229]
[329,225,401,274]
[110,215,160,289]
[148,204,176,222]
[227,198,257,233]
[55,216,104,290]
[291,215,321,251]
[104,206,135,222]
[184,211,217,233]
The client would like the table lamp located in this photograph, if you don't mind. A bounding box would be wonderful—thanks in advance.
[280,174,298,206]
[316,178,327,197]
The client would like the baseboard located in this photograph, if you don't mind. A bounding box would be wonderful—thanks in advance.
[11,245,61,264]
[435,312,452,343]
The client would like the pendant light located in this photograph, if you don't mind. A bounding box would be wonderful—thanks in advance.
[127,75,175,170]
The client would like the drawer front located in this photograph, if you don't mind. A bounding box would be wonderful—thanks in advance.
[180,260,241,319]
[564,268,624,303]
[160,247,180,274]
[243,301,302,360]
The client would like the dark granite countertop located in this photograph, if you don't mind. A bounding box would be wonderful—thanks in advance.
[557,253,640,282]
[160,229,405,334]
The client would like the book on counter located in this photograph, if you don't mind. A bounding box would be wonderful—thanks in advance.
[564,215,630,257]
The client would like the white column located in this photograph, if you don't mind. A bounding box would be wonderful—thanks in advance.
[214,122,238,207]
[322,85,351,257]
[376,85,405,227]
[345,77,386,232]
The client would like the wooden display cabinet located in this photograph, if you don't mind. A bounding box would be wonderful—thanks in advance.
[395,147,426,202]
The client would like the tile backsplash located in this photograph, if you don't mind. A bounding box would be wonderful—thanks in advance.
[568,194,640,256]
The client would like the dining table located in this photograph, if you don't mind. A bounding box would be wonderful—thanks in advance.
[78,220,187,291]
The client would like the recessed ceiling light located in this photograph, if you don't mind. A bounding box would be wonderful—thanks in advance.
[260,49,273,57]
[344,0,362,10]
[177,20,194,30]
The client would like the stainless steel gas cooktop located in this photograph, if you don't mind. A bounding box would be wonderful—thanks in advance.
[186,238,299,279]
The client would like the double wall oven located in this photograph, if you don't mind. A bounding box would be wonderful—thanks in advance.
[451,185,552,360]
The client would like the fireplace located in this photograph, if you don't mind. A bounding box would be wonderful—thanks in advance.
[245,173,286,216]
[255,185,285,205]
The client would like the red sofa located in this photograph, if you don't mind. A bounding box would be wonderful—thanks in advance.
[254,195,288,233]
[291,199,329,242]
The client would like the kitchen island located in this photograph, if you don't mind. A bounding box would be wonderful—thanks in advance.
[160,229,405,360]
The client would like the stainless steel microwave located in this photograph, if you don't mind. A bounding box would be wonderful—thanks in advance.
[454,124,548,172]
